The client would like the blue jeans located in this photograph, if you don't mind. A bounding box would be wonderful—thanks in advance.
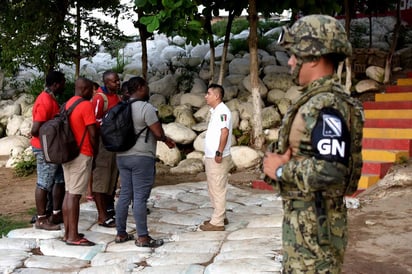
[32,147,64,191]
[116,155,155,237]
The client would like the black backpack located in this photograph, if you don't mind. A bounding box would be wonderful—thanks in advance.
[40,98,86,164]
[100,99,148,152]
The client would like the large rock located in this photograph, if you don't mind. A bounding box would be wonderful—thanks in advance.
[0,100,22,125]
[229,58,250,75]
[261,107,282,129]
[173,105,196,127]
[242,75,268,98]
[365,66,385,83]
[180,93,205,109]
[355,79,381,93]
[163,122,197,145]
[263,73,294,91]
[156,141,182,166]
[149,75,178,97]
[170,158,204,174]
[230,146,262,170]
[161,45,186,61]
[190,78,207,94]
[193,105,210,123]
[6,115,25,136]
[0,136,30,156]
[193,131,206,152]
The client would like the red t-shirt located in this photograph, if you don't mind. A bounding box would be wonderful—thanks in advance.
[31,91,60,149]
[91,87,121,124]
[65,96,97,157]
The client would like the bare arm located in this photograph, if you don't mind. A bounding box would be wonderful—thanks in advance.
[31,121,43,137]
[148,121,176,148]
[87,124,99,158]
[215,127,229,163]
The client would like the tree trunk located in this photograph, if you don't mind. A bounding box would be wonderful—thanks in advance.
[218,11,235,85]
[137,9,148,81]
[75,4,81,79]
[248,0,263,149]
[45,0,69,73]
[384,0,401,84]
[204,15,215,84]
[343,0,352,93]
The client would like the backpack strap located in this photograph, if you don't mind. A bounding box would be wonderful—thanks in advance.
[98,92,109,113]
[128,98,150,143]
[63,97,87,149]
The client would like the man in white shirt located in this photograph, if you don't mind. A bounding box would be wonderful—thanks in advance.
[200,84,232,231]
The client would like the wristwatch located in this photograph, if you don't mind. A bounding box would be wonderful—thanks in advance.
[275,166,283,180]
[215,151,222,157]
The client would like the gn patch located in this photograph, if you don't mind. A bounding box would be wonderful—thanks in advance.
[311,108,350,166]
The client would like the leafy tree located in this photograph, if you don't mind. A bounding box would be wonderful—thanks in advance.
[0,0,126,77]
[134,0,205,80]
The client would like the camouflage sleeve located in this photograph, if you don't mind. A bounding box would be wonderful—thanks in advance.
[282,156,348,193]
[281,93,351,193]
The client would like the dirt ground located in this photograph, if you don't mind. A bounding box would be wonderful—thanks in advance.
[1,158,412,273]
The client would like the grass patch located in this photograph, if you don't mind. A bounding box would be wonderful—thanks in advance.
[0,216,28,237]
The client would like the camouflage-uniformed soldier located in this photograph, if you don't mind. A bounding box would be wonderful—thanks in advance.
[263,15,363,273]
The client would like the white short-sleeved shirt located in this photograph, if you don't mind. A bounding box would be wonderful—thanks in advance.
[204,102,232,158]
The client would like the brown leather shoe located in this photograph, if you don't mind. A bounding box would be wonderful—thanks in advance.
[199,222,225,231]
[203,218,229,226]
[35,216,60,230]
[49,211,63,224]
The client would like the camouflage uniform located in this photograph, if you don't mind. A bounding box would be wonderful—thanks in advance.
[274,15,363,273]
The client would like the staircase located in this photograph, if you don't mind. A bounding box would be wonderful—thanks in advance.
[252,72,412,193]
[359,73,412,190]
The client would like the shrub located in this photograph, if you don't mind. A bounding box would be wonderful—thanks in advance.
[0,216,28,237]
[13,152,36,177]
[27,76,75,105]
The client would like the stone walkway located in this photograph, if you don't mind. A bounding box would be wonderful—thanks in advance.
[1,181,283,273]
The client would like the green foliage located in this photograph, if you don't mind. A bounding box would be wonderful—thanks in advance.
[0,216,28,237]
[229,36,275,55]
[176,69,196,93]
[237,132,250,146]
[258,20,283,33]
[0,0,125,75]
[229,39,249,55]
[231,19,250,35]
[136,0,206,45]
[26,76,75,105]
[13,153,36,177]
[211,20,228,37]
[26,77,46,99]
[58,80,76,105]
[350,22,369,48]
[233,128,250,145]
[397,155,409,165]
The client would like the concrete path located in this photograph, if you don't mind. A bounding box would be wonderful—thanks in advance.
[1,181,283,273]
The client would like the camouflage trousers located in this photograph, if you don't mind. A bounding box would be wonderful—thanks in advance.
[281,198,348,274]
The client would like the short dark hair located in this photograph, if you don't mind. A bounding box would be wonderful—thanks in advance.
[127,76,147,94]
[45,71,65,87]
[102,70,117,83]
[208,83,224,99]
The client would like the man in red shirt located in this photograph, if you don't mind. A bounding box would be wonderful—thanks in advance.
[91,70,121,227]
[62,77,98,246]
[31,71,66,230]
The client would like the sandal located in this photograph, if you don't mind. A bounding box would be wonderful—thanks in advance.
[135,236,164,248]
[62,233,84,242]
[115,233,134,243]
[99,217,116,228]
[66,237,95,246]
